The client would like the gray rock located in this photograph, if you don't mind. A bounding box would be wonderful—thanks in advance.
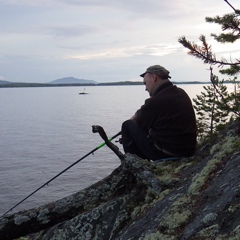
[1,120,240,240]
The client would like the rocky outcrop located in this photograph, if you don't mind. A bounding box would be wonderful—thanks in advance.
[1,120,240,240]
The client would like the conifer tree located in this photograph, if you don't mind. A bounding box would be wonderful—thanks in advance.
[178,0,240,121]
[193,68,229,139]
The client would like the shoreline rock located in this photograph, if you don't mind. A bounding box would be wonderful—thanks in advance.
[1,120,240,240]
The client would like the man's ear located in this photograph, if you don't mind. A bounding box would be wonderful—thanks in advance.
[153,74,158,82]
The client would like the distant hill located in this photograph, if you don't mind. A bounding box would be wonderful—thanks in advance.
[0,80,11,84]
[48,77,97,85]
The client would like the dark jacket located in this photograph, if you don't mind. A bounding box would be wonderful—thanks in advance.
[135,80,197,157]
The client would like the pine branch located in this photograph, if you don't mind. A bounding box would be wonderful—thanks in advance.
[206,13,240,43]
[224,0,240,14]
[178,35,238,67]
[210,67,240,116]
[219,65,240,75]
[211,33,240,43]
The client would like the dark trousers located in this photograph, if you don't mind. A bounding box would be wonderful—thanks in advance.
[121,120,172,161]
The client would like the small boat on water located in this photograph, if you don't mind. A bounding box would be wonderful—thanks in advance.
[79,88,88,95]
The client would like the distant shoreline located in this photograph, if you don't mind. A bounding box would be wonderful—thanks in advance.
[1,80,238,88]
[0,81,215,88]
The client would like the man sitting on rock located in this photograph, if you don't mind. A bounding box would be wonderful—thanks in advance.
[121,65,197,161]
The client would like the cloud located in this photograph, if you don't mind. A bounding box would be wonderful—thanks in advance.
[67,43,180,60]
[0,0,239,83]
[0,0,60,7]
[44,24,98,38]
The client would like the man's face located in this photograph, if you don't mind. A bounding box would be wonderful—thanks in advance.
[143,73,155,96]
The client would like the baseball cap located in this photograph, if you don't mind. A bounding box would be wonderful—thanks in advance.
[140,65,171,79]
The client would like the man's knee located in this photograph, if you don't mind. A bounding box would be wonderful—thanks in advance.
[122,119,137,132]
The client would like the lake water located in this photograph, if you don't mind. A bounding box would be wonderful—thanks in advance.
[0,84,208,216]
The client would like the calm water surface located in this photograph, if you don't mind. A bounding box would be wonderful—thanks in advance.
[0,84,207,215]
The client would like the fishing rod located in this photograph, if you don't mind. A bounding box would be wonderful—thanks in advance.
[0,131,121,218]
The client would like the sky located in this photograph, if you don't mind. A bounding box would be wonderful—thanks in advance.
[0,0,239,83]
